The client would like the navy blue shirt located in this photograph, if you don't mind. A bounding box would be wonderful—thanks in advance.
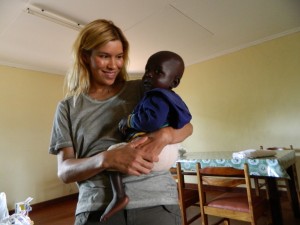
[121,88,192,141]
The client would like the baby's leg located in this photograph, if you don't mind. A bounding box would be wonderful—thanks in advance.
[100,171,129,222]
[100,143,129,222]
[152,143,180,171]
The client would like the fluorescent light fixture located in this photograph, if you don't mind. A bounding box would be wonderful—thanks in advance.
[26,6,85,31]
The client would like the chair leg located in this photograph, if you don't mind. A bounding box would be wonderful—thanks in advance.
[284,179,292,203]
[201,214,209,225]
[254,177,268,198]
[292,164,300,201]
[213,218,230,225]
[283,164,299,204]
[180,206,188,225]
[254,178,260,196]
[223,219,230,225]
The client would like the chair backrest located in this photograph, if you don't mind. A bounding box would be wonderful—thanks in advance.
[169,167,178,180]
[176,162,199,190]
[267,145,293,150]
[196,162,269,224]
[260,145,294,150]
[196,163,250,200]
[172,162,201,225]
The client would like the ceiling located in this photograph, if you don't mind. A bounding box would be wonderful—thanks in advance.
[0,0,300,76]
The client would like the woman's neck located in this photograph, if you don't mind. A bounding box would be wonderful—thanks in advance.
[88,82,124,101]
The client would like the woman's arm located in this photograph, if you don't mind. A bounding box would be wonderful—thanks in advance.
[135,123,193,162]
[57,137,154,183]
[57,123,192,183]
[162,122,193,143]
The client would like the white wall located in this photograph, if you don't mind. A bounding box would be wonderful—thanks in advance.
[0,66,77,210]
[176,31,300,184]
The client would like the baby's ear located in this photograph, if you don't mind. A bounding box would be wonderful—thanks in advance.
[171,78,180,88]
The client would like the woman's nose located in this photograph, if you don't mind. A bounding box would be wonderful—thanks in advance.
[107,58,117,69]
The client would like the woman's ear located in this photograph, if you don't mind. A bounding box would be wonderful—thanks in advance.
[81,50,90,64]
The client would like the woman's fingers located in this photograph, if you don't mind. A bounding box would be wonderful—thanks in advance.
[104,144,154,175]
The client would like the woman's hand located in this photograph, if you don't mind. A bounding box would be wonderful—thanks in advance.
[57,136,155,183]
[102,136,155,176]
[57,123,192,183]
[134,123,193,162]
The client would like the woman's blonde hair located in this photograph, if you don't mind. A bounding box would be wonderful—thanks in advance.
[64,19,129,100]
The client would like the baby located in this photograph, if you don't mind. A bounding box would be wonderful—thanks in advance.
[101,50,192,221]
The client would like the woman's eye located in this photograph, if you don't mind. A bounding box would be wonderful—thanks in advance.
[98,54,108,58]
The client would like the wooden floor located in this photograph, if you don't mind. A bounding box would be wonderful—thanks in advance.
[29,194,77,225]
[28,193,300,225]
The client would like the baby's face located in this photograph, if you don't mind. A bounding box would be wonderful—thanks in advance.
[142,55,179,91]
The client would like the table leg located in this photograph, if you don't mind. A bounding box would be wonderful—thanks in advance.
[286,165,300,217]
[266,177,283,225]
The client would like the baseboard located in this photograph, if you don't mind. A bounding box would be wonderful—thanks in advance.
[9,193,78,214]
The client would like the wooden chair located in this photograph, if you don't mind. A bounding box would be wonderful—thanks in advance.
[258,145,300,201]
[196,162,270,225]
[170,162,201,225]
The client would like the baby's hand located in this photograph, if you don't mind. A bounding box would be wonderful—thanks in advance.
[118,117,128,135]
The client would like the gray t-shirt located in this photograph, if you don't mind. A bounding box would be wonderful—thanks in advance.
[49,80,178,215]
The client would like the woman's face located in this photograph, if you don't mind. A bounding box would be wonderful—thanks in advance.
[87,40,124,87]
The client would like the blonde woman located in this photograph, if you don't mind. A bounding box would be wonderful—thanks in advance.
[49,19,192,225]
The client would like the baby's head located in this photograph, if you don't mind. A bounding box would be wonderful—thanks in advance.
[142,51,185,91]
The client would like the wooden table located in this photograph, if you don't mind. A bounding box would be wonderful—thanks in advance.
[175,150,300,225]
